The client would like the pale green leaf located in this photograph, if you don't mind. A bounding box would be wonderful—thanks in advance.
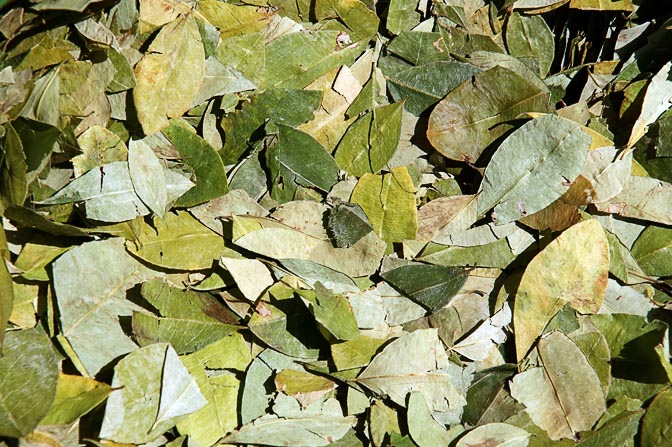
[0,330,58,437]
[128,138,167,217]
[514,219,609,361]
[510,331,606,441]
[477,114,591,224]
[133,14,204,134]
[350,167,418,243]
[53,238,160,376]
[126,211,225,270]
[153,346,208,427]
[220,414,357,446]
[456,423,530,447]
[232,216,386,277]
[427,66,552,162]
[408,392,461,447]
[357,329,467,414]
[220,257,274,301]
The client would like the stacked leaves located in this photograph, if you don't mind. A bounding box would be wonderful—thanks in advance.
[2,0,672,446]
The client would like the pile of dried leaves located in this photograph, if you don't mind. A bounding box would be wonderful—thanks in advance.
[2,0,672,446]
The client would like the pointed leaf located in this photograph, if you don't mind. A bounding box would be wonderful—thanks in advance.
[0,330,58,437]
[427,66,552,162]
[514,220,609,361]
[510,331,606,440]
[162,121,228,207]
[350,167,418,243]
[154,346,208,427]
[335,102,404,176]
[477,114,591,224]
[129,138,167,217]
[381,263,469,312]
[133,15,204,134]
[53,238,160,376]
[126,211,225,270]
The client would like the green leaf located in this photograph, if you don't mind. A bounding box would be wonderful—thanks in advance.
[162,121,228,207]
[53,238,160,376]
[632,225,672,276]
[504,12,555,77]
[73,125,128,176]
[232,216,386,277]
[456,423,530,447]
[128,138,167,217]
[327,202,374,248]
[40,373,112,426]
[381,263,468,312]
[133,14,205,134]
[427,66,552,162]
[220,414,357,447]
[641,388,672,447]
[99,344,205,443]
[314,0,380,42]
[383,61,481,116]
[176,335,249,445]
[510,331,606,441]
[261,30,363,91]
[386,0,422,35]
[514,219,609,361]
[198,0,274,38]
[335,102,404,176]
[126,211,225,270]
[266,123,339,203]
[305,282,360,341]
[221,89,322,165]
[0,330,58,437]
[477,114,591,224]
[350,166,418,243]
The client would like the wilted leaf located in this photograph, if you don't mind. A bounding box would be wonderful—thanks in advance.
[640,388,672,447]
[128,138,166,217]
[357,329,467,414]
[456,423,530,447]
[100,344,204,443]
[220,414,357,446]
[335,102,403,176]
[40,374,111,426]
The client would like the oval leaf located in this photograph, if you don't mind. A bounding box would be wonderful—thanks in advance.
[477,114,591,224]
